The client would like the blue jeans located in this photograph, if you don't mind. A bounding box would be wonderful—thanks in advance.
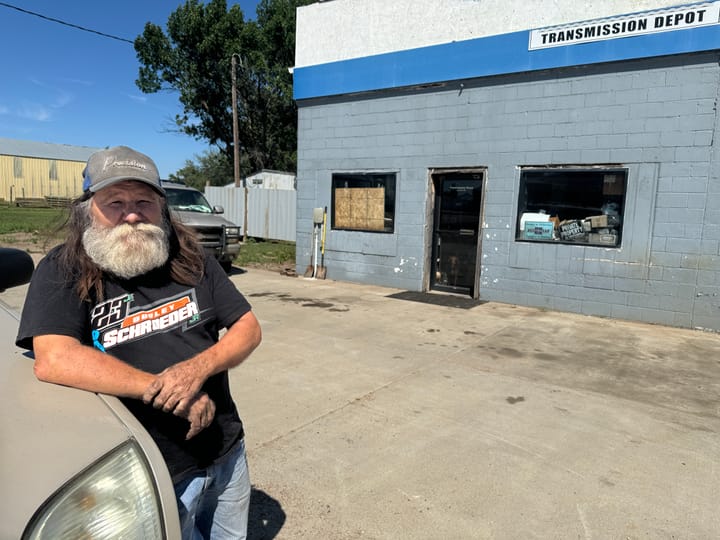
[174,439,251,540]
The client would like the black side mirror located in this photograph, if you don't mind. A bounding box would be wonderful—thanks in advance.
[0,248,35,292]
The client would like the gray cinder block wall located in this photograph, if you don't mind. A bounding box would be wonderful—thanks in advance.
[296,52,720,331]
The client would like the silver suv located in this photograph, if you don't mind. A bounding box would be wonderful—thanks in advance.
[163,182,241,272]
[0,248,181,539]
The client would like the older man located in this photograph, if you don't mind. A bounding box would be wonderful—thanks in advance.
[16,146,262,540]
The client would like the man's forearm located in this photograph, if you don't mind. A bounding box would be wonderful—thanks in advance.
[192,310,263,379]
[143,310,262,412]
[33,334,155,399]
[33,333,216,438]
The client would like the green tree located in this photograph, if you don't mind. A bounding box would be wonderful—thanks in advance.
[169,150,232,190]
[134,0,308,177]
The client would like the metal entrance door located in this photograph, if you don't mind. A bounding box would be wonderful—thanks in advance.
[430,172,483,296]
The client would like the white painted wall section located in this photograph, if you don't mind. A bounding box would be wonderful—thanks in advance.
[296,0,691,67]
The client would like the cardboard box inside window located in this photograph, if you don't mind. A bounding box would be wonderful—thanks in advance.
[587,214,620,229]
[588,233,618,246]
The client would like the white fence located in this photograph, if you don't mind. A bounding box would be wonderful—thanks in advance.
[204,186,297,242]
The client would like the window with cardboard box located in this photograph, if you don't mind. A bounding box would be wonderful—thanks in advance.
[516,167,627,247]
[331,172,396,233]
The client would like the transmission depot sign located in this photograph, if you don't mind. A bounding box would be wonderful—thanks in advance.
[529,1,720,50]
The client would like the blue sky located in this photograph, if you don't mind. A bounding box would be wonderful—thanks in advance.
[0,0,261,177]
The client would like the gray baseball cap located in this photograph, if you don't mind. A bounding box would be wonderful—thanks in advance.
[82,146,164,194]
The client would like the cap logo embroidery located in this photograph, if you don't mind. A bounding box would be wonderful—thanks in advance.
[102,157,149,172]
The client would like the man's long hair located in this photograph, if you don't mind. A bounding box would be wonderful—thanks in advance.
[59,192,205,302]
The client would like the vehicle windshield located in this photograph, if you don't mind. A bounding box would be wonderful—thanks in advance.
[166,189,213,213]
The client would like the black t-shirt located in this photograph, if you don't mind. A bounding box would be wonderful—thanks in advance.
[16,247,252,482]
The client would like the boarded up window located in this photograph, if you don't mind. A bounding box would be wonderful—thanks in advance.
[49,160,58,181]
[334,187,385,231]
[13,157,23,178]
[331,172,396,233]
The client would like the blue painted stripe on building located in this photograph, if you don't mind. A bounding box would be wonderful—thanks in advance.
[294,25,720,100]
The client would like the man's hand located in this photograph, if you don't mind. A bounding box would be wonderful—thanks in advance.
[175,392,216,440]
[142,360,206,414]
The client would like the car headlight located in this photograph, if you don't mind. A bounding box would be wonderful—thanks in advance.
[24,440,164,540]
[224,227,240,238]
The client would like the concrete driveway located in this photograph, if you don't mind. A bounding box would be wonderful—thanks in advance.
[230,269,720,540]
[4,263,718,539]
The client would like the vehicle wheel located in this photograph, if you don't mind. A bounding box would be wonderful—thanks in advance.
[220,260,233,273]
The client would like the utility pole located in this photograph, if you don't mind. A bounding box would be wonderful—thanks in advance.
[231,54,240,189]
[231,53,249,241]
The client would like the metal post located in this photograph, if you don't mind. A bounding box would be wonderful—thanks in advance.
[231,54,240,189]
[243,175,249,242]
[232,53,249,241]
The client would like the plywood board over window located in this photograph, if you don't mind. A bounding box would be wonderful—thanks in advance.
[335,187,385,231]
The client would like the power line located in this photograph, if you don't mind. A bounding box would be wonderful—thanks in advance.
[0,1,134,44]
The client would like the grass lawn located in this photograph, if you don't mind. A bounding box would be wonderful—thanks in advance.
[236,238,295,268]
[0,205,296,268]
[0,206,67,235]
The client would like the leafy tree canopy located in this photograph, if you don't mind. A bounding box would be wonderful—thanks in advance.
[134,0,311,179]
[168,150,232,190]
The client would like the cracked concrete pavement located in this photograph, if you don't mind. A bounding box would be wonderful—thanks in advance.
[228,268,720,540]
[4,262,719,539]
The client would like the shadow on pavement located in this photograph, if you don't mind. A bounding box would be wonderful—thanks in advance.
[386,290,487,309]
[227,265,247,276]
[248,487,285,539]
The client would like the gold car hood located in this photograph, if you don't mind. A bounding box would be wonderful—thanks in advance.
[0,302,131,538]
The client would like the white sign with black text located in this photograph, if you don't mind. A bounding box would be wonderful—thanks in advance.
[529,1,720,50]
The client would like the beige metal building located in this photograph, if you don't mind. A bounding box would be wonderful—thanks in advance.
[0,138,101,204]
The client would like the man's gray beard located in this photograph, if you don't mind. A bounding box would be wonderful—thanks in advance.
[82,221,170,279]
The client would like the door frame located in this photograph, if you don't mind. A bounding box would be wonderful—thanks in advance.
[424,167,487,299]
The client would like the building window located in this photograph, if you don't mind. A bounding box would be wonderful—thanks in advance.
[331,172,396,233]
[516,167,627,247]
[13,157,22,178]
[49,160,58,180]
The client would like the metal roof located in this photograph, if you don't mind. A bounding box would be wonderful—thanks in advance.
[0,138,102,162]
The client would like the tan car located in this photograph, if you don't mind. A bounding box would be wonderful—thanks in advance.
[0,248,181,539]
